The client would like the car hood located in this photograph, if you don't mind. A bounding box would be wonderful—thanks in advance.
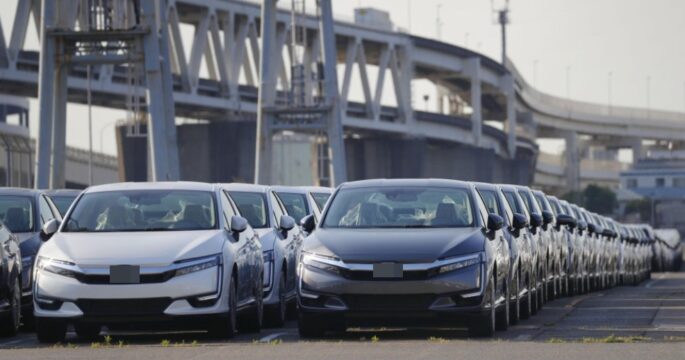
[305,228,485,263]
[254,228,277,252]
[41,230,225,266]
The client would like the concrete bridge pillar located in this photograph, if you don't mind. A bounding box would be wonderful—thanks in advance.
[500,74,516,158]
[465,57,482,146]
[565,131,581,192]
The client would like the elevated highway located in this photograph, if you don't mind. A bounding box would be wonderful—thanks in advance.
[0,0,682,190]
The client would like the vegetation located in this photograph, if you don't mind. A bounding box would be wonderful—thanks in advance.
[563,185,617,215]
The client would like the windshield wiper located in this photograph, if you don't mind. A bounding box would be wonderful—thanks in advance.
[399,224,433,228]
[144,227,171,231]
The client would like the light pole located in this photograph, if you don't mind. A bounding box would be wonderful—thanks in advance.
[646,76,651,120]
[407,0,412,33]
[436,3,443,40]
[608,71,613,115]
[533,59,538,87]
[465,32,470,48]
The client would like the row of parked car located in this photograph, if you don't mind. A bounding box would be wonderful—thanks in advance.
[0,179,679,342]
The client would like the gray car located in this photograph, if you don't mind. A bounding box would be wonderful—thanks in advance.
[44,189,82,217]
[222,184,301,327]
[297,179,510,337]
[0,188,62,324]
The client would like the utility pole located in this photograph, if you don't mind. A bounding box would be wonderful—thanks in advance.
[436,3,443,40]
[608,71,613,115]
[492,0,510,65]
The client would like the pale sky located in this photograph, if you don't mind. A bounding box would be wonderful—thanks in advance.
[2,0,685,156]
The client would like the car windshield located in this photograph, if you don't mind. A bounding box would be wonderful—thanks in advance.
[311,192,331,211]
[0,196,35,233]
[322,186,474,229]
[276,192,309,223]
[228,191,269,229]
[50,195,78,216]
[63,190,217,232]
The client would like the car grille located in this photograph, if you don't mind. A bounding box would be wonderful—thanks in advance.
[341,294,435,311]
[75,298,173,317]
[74,271,176,285]
[341,269,436,281]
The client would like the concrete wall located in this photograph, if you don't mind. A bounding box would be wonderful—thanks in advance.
[117,122,537,186]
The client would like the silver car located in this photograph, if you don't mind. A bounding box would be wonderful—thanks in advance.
[222,184,302,327]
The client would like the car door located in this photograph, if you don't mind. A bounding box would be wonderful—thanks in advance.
[269,191,298,293]
[220,191,255,303]
[475,189,508,295]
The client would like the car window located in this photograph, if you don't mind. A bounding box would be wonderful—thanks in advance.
[220,191,238,226]
[63,190,217,232]
[477,189,502,217]
[323,186,474,228]
[39,196,56,225]
[502,190,525,216]
[275,192,309,223]
[518,189,541,215]
[49,195,77,216]
[0,196,34,233]
[270,192,286,226]
[228,191,269,229]
[311,192,331,211]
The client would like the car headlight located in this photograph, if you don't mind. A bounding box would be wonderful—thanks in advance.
[36,256,78,278]
[175,255,221,277]
[438,253,481,274]
[301,251,342,276]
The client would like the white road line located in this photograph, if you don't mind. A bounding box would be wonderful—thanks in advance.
[259,332,287,342]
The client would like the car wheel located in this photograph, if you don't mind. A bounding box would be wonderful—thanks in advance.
[207,276,237,339]
[520,273,532,320]
[509,270,520,325]
[496,275,509,331]
[531,271,539,315]
[238,277,264,333]
[266,271,287,328]
[74,323,101,340]
[35,318,67,343]
[0,281,20,337]
[469,274,496,337]
[298,312,326,338]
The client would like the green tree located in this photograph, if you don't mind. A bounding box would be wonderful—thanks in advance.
[582,185,617,215]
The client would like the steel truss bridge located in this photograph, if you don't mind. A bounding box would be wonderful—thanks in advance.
[1,0,684,191]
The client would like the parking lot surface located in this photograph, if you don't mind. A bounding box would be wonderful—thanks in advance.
[1,270,684,359]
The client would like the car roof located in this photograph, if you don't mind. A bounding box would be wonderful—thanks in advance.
[84,182,216,194]
[340,178,471,189]
[270,185,307,194]
[0,188,43,197]
[472,182,499,191]
[44,189,82,196]
[218,183,269,193]
[299,186,332,193]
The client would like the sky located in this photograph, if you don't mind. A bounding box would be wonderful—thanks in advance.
[1,0,685,156]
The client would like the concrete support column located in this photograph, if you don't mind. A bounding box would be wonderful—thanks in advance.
[632,139,644,162]
[501,74,516,158]
[319,0,348,186]
[565,130,581,192]
[141,0,180,181]
[254,0,278,185]
[395,45,415,129]
[50,63,68,189]
[35,0,56,189]
[466,57,482,146]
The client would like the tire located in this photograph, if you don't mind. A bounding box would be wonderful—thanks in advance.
[509,270,520,325]
[238,277,263,334]
[0,281,20,337]
[207,276,237,339]
[469,274,496,337]
[520,273,532,320]
[496,274,509,331]
[531,271,539,315]
[298,312,326,338]
[74,323,101,340]
[265,271,287,328]
[35,318,67,343]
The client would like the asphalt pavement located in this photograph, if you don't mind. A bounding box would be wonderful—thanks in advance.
[1,270,685,359]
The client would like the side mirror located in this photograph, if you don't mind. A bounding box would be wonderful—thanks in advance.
[512,213,529,230]
[556,214,576,229]
[541,210,554,226]
[230,216,248,233]
[40,219,60,241]
[530,213,543,228]
[602,228,613,238]
[587,223,597,234]
[300,214,316,234]
[487,214,504,232]
[279,215,296,231]
[577,220,587,231]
